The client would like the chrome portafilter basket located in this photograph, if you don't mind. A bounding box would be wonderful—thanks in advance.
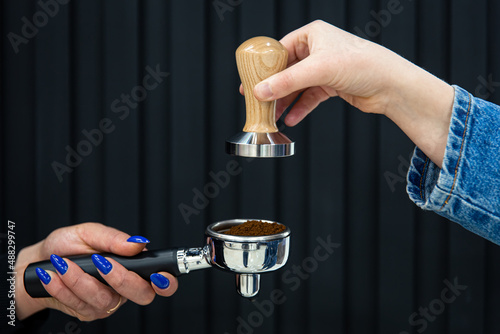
[205,219,290,297]
[24,219,291,298]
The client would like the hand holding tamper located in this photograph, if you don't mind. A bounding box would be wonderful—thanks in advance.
[226,37,295,157]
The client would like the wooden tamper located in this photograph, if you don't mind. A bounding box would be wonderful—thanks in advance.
[225,37,295,157]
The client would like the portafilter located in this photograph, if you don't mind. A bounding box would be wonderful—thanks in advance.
[24,219,291,298]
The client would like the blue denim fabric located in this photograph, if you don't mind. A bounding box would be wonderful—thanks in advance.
[407,85,500,245]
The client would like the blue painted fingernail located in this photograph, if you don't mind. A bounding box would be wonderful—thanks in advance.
[36,267,51,285]
[91,254,113,275]
[127,236,150,243]
[150,273,170,289]
[50,254,68,275]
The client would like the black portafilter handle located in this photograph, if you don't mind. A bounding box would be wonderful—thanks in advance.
[24,248,182,298]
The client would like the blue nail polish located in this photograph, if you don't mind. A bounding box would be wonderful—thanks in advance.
[150,273,170,289]
[50,254,68,275]
[91,254,113,275]
[36,267,51,285]
[127,235,150,243]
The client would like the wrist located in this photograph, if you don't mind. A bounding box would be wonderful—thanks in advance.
[385,59,454,166]
[15,242,48,320]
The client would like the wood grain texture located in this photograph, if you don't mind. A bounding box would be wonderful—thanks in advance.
[236,37,287,133]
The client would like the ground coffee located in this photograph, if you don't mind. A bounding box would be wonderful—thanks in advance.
[224,220,286,236]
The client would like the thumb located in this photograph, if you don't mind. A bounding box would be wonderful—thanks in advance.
[253,54,332,101]
[75,222,149,256]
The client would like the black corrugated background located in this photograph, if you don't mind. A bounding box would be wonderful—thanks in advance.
[1,0,500,333]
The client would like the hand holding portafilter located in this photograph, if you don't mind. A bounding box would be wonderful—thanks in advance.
[226,37,295,157]
[24,219,290,298]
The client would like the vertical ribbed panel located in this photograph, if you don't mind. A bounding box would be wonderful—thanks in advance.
[1,1,499,333]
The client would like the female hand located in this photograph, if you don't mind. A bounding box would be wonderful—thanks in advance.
[246,20,454,167]
[15,222,178,321]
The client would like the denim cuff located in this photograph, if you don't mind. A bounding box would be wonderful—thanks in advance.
[407,85,500,245]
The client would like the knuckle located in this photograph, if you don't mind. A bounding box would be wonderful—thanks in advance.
[95,291,114,310]
[108,230,127,254]
[307,88,321,100]
[310,19,327,31]
[111,272,127,291]
[82,221,102,228]
[310,87,329,102]
[78,222,102,233]
[74,299,87,313]
[73,302,98,321]
[67,274,82,290]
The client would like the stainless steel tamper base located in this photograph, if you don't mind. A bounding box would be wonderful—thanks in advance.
[225,132,295,158]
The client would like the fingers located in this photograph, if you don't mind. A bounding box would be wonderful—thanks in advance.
[35,268,83,316]
[239,58,301,98]
[240,66,324,123]
[33,222,175,321]
[73,223,150,256]
[284,86,335,126]
[36,260,123,321]
[150,272,179,297]
[279,23,313,65]
[55,256,120,308]
[253,54,333,102]
[241,83,303,121]
[279,20,336,66]
[35,253,179,321]
[239,21,316,98]
[92,256,178,301]
[92,255,156,306]
[276,90,303,119]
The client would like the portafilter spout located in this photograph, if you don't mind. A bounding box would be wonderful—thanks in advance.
[24,219,290,298]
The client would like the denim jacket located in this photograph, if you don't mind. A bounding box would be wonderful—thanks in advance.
[407,85,500,245]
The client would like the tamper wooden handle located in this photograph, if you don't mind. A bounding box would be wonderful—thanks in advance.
[236,37,288,133]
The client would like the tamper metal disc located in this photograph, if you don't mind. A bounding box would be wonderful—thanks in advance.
[225,132,295,158]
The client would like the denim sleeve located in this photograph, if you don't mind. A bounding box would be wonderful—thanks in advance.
[407,85,500,245]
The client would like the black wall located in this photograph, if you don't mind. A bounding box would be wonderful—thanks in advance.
[2,0,500,333]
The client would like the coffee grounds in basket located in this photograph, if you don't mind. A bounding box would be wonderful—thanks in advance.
[224,220,286,236]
